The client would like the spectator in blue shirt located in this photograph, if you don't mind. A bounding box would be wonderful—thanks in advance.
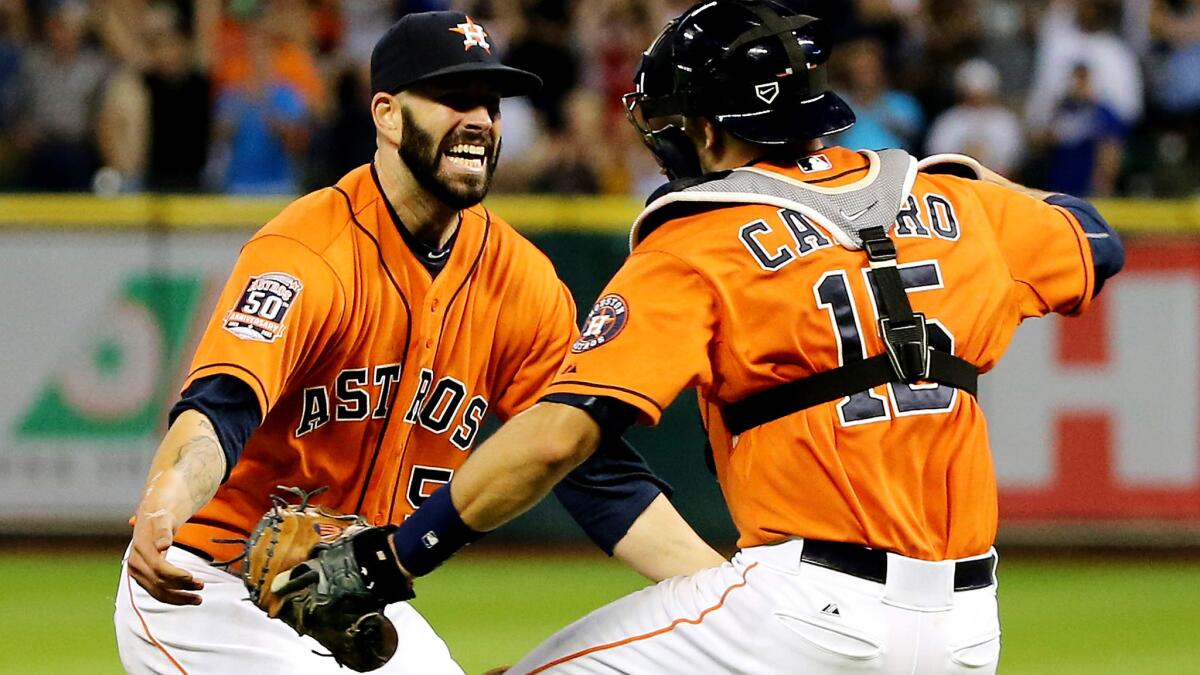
[830,38,924,152]
[212,32,309,195]
[1045,63,1127,197]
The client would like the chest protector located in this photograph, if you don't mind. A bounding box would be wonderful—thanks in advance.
[631,149,979,437]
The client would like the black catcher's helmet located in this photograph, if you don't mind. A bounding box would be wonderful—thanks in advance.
[624,0,855,179]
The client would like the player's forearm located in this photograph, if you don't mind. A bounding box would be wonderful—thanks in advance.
[977,164,1056,201]
[135,409,227,526]
[613,493,726,581]
[451,403,601,532]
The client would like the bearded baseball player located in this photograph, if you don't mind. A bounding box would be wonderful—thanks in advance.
[113,11,722,674]
[267,1,1127,673]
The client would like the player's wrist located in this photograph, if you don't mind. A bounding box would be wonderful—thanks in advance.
[345,525,414,603]
[389,484,484,578]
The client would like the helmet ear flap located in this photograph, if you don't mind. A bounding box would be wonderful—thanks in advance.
[646,125,703,180]
[625,92,704,180]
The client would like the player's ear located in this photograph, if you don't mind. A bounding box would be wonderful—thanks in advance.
[702,119,721,154]
[372,93,404,145]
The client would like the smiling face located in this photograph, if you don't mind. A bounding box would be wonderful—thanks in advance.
[393,80,503,209]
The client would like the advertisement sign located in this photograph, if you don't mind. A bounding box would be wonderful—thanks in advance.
[990,241,1200,520]
[0,228,1196,532]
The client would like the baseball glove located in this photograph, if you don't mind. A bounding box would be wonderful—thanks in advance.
[213,486,403,671]
[270,523,415,672]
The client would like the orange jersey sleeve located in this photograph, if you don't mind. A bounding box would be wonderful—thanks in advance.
[492,280,578,421]
[546,251,717,425]
[969,179,1096,318]
[183,234,346,417]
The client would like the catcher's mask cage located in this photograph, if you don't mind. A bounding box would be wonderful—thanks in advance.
[624,0,856,179]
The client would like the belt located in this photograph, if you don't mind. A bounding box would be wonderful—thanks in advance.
[799,539,995,591]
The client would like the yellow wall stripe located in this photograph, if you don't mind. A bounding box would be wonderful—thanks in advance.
[0,194,1196,234]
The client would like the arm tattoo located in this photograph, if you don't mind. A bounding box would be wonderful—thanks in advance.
[174,418,225,511]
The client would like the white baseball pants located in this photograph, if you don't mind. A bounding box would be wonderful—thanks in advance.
[114,545,464,674]
[509,540,1000,674]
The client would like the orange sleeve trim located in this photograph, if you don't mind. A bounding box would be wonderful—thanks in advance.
[183,363,271,418]
[125,570,190,674]
[525,562,759,674]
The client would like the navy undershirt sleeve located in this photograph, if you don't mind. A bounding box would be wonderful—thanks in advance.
[1045,193,1125,296]
[168,374,263,482]
[542,393,673,555]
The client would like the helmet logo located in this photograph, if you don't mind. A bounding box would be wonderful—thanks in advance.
[754,82,780,104]
[449,16,491,53]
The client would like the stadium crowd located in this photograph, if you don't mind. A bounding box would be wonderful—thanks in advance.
[0,0,1197,197]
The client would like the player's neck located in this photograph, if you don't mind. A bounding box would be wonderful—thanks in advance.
[702,137,823,173]
[374,151,460,249]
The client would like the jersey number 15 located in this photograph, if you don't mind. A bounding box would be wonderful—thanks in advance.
[814,260,958,427]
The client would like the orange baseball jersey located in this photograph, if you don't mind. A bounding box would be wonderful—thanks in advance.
[175,164,575,562]
[546,147,1095,561]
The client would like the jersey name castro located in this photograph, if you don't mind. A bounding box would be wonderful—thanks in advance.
[293,365,488,451]
[739,193,961,273]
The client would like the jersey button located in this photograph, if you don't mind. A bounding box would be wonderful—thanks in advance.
[425,338,433,349]
[430,299,439,311]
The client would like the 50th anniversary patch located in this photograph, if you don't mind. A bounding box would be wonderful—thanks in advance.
[223,272,303,343]
[572,294,628,353]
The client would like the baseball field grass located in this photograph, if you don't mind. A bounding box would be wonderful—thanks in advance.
[2,544,1197,674]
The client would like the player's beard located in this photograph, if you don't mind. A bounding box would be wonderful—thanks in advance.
[399,106,501,210]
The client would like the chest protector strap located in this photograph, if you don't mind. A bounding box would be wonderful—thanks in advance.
[723,224,978,436]
[629,150,981,441]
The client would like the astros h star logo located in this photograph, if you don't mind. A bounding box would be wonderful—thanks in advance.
[450,16,491,53]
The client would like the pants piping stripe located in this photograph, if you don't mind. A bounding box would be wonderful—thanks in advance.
[525,562,760,674]
[125,570,190,674]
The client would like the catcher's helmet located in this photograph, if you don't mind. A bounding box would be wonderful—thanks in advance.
[624,0,855,179]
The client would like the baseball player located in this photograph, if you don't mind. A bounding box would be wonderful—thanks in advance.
[113,12,722,674]
[278,1,1126,673]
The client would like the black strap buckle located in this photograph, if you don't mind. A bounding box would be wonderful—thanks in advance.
[861,233,897,262]
[879,312,929,382]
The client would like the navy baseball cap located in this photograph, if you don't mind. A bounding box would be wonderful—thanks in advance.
[370,12,541,97]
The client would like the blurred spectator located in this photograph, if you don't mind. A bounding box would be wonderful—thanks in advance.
[925,59,1023,175]
[975,0,1036,100]
[1026,0,1143,133]
[910,0,985,118]
[0,0,30,188]
[853,0,920,59]
[1150,0,1200,116]
[308,62,375,187]
[1042,63,1126,197]
[529,89,605,194]
[137,2,213,192]
[95,58,149,193]
[508,0,578,130]
[12,1,112,191]
[830,38,924,151]
[210,28,309,195]
[336,0,403,64]
[575,0,662,127]
[0,0,1189,197]
[211,0,326,117]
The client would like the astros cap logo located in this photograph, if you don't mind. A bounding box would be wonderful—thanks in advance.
[450,16,491,53]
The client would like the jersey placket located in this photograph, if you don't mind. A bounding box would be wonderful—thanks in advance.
[363,209,488,525]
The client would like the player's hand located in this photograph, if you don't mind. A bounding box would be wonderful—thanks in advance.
[127,509,204,605]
